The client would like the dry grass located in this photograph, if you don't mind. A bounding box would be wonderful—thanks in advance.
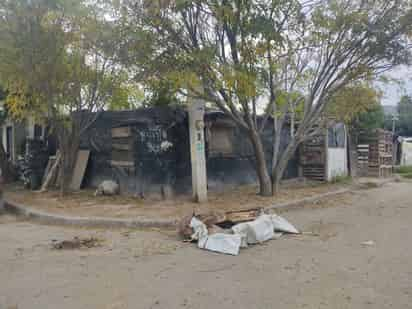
[4,180,348,220]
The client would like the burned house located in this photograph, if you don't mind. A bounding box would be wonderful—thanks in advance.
[0,116,55,188]
[79,107,300,196]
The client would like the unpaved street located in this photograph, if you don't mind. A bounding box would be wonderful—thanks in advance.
[1,182,412,309]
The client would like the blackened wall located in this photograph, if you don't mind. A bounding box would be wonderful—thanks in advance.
[80,108,299,196]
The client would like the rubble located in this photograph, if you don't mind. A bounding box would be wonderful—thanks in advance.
[190,217,241,255]
[185,211,300,255]
[200,233,242,256]
[52,237,102,250]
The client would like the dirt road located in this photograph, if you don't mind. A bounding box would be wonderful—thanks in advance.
[1,182,412,309]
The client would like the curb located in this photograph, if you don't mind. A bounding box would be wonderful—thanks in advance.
[2,187,356,229]
[3,200,178,229]
[264,188,351,213]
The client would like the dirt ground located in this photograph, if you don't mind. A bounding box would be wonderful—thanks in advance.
[4,180,348,220]
[1,181,412,309]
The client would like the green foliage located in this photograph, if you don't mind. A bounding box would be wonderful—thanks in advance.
[327,84,381,123]
[354,104,385,133]
[143,79,182,107]
[397,95,412,136]
[330,175,352,184]
[394,165,412,174]
[0,0,130,126]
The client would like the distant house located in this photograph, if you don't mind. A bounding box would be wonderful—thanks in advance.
[0,116,47,164]
[300,123,349,182]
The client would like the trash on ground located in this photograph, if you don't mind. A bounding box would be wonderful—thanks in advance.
[178,211,227,240]
[232,215,274,245]
[189,217,208,242]
[361,240,375,247]
[52,237,102,250]
[199,233,242,256]
[184,211,300,255]
[224,208,261,224]
[189,217,241,255]
[271,214,300,234]
[94,180,120,196]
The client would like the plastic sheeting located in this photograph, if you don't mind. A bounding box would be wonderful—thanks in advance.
[201,233,242,256]
[190,217,242,255]
[232,215,275,244]
[270,215,300,234]
[190,213,299,255]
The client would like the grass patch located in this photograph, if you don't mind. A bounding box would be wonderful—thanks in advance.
[400,173,412,179]
[394,165,412,174]
[330,175,352,184]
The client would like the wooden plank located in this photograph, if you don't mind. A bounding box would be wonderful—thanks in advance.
[70,150,90,191]
[112,127,131,138]
[42,156,56,184]
[225,208,261,223]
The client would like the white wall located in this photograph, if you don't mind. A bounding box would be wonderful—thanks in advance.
[327,148,348,180]
[401,141,412,166]
[327,125,348,181]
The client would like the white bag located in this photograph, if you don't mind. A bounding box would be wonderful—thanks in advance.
[190,217,208,244]
[201,233,242,256]
[246,215,275,244]
[232,215,275,244]
[231,223,250,248]
[271,214,299,234]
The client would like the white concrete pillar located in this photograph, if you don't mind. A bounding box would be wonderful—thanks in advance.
[188,99,208,203]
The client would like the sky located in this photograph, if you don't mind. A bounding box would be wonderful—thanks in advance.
[379,65,412,106]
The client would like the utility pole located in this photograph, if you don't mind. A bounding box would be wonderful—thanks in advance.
[392,114,399,135]
[188,95,208,203]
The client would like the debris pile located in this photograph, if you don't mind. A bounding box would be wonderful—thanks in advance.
[51,237,102,250]
[180,209,299,256]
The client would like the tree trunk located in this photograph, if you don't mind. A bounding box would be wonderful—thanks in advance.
[272,138,300,195]
[249,130,272,196]
[58,125,80,196]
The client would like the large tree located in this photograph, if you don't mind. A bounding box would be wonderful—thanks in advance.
[397,95,412,136]
[122,0,412,195]
[0,0,128,193]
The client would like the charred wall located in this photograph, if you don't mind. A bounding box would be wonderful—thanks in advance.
[80,108,299,196]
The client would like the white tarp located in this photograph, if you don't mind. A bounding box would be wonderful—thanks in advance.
[271,214,300,234]
[189,213,299,255]
[189,217,208,243]
[232,215,275,244]
[190,217,241,255]
[201,233,242,256]
[231,222,250,247]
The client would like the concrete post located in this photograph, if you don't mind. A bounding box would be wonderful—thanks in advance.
[188,99,208,203]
